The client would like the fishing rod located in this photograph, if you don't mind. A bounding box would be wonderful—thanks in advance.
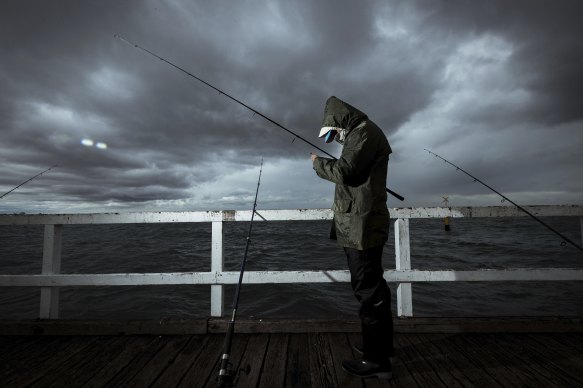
[217,159,263,388]
[114,34,405,202]
[425,149,583,253]
[0,165,57,199]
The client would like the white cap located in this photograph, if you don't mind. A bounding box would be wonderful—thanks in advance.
[319,126,337,137]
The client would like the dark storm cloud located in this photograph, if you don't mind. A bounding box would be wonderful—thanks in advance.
[1,0,581,211]
[412,0,583,126]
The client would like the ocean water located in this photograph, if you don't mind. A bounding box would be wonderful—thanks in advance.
[0,217,582,320]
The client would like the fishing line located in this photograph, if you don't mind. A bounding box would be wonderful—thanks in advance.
[0,165,58,199]
[114,34,404,201]
[217,159,264,387]
[425,149,583,253]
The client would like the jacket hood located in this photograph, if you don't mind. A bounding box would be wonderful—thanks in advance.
[321,96,368,131]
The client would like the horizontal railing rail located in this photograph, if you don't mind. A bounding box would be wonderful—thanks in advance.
[0,205,582,319]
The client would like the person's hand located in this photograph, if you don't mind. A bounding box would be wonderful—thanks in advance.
[310,153,318,162]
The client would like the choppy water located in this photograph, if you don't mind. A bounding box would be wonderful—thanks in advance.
[0,217,582,320]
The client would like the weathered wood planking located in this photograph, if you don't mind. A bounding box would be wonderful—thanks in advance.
[3,317,581,335]
[84,336,160,388]
[285,333,312,387]
[124,335,192,387]
[174,335,222,387]
[150,335,211,388]
[4,336,100,387]
[3,332,583,387]
[257,333,289,388]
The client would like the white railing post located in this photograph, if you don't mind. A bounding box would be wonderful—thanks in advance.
[40,224,62,319]
[394,218,413,317]
[211,220,224,317]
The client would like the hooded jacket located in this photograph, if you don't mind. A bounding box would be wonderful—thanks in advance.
[313,96,392,250]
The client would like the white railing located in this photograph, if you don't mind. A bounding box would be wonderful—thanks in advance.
[0,205,582,319]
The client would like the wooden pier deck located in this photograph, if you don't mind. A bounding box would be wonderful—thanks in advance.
[3,329,583,387]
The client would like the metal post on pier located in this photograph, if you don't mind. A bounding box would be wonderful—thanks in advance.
[394,218,413,317]
[211,220,224,317]
[442,196,451,231]
[40,224,62,319]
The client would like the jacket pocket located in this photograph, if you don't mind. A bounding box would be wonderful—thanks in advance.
[332,199,352,213]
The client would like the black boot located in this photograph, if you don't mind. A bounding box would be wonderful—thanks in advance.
[342,359,392,379]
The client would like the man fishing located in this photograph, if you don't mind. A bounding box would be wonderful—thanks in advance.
[311,96,394,379]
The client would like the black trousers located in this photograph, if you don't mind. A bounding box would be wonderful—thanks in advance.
[344,245,395,363]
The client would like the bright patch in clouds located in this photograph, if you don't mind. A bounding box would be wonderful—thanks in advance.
[89,66,135,100]
[81,138,108,149]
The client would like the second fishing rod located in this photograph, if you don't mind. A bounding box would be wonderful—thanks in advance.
[114,35,405,202]
[217,159,264,388]
[425,149,583,253]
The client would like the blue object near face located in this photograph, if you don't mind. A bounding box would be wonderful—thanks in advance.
[325,130,337,143]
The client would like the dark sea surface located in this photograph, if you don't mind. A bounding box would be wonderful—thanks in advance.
[1,217,582,320]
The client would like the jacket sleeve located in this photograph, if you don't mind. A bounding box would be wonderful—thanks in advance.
[312,129,376,186]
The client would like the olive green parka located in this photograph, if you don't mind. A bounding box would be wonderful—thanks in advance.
[313,96,392,250]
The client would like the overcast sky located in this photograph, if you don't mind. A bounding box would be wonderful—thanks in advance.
[1,0,581,214]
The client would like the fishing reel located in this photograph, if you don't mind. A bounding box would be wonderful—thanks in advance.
[217,362,251,387]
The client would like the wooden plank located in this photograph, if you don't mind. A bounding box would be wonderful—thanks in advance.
[446,334,515,387]
[211,220,224,318]
[405,334,468,387]
[1,336,74,378]
[175,334,223,387]
[546,334,583,372]
[124,335,192,387]
[285,334,311,387]
[5,336,99,387]
[53,336,131,387]
[0,336,62,365]
[395,218,413,317]
[416,334,491,387]
[326,333,364,388]
[257,334,288,388]
[4,332,583,388]
[516,334,583,385]
[416,333,500,387]
[391,205,583,218]
[32,336,129,388]
[103,336,169,387]
[6,268,583,287]
[208,318,360,333]
[233,334,270,388]
[2,337,61,382]
[84,336,160,388]
[394,334,449,387]
[467,334,566,387]
[150,335,210,388]
[453,334,554,387]
[3,317,582,336]
[307,332,338,387]
[2,205,580,226]
[392,316,583,333]
[547,332,583,350]
[0,319,208,335]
